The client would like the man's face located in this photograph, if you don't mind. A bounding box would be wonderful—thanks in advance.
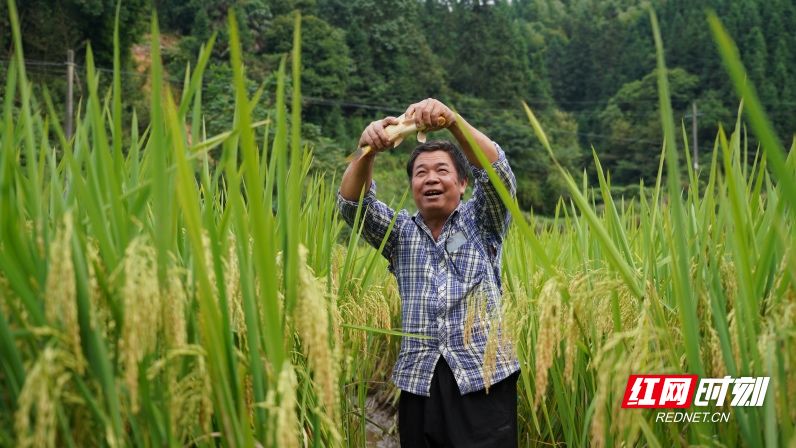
[410,150,467,221]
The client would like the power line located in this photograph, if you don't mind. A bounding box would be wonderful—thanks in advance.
[303,96,404,113]
[5,56,796,108]
[2,56,793,148]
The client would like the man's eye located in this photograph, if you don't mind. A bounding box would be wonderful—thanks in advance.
[415,171,426,177]
[439,169,448,174]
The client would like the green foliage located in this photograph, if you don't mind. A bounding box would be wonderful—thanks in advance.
[200,62,273,136]
[432,94,579,212]
[1,3,795,446]
[320,0,447,105]
[444,1,547,101]
[260,14,351,129]
[3,0,795,214]
[597,68,699,183]
[0,0,148,66]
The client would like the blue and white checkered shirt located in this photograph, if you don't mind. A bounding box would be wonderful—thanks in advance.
[337,144,520,396]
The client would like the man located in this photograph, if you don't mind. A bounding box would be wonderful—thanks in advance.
[337,98,520,447]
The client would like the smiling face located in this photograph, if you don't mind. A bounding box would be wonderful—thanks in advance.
[410,150,468,221]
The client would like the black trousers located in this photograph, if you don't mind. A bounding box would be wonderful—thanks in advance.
[398,358,519,447]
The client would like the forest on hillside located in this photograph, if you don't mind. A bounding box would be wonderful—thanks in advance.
[2,0,794,212]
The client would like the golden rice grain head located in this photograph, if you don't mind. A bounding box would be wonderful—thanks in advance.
[200,231,219,298]
[172,373,211,441]
[706,325,727,378]
[360,286,391,335]
[531,270,544,291]
[384,276,402,316]
[339,285,369,349]
[120,237,162,413]
[0,271,11,317]
[150,345,213,439]
[198,350,214,435]
[487,283,519,387]
[616,279,639,327]
[329,285,344,351]
[463,286,489,348]
[534,277,562,407]
[482,300,516,396]
[62,397,99,446]
[589,371,608,448]
[499,289,529,361]
[163,263,188,349]
[568,273,606,333]
[85,239,114,337]
[223,233,247,345]
[44,212,83,372]
[482,316,499,391]
[570,273,639,337]
[589,328,640,448]
[564,305,577,387]
[697,289,713,331]
[275,361,299,448]
[463,293,478,347]
[726,310,742,370]
[295,245,338,419]
[618,310,661,441]
[589,342,625,448]
[496,290,522,366]
[147,348,182,435]
[588,302,666,448]
[15,347,77,448]
[719,258,738,307]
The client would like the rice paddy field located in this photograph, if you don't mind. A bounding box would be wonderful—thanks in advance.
[0,3,794,447]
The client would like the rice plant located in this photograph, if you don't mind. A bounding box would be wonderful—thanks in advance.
[0,1,793,447]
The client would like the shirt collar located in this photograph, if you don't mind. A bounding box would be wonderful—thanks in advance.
[412,201,464,241]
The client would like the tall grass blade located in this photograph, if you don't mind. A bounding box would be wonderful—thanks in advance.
[522,102,643,298]
[708,12,796,214]
[650,9,703,378]
[227,9,269,439]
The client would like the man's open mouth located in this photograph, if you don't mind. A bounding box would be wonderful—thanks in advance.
[423,190,443,197]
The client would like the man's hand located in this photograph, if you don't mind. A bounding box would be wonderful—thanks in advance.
[359,116,400,151]
[405,98,456,132]
[406,98,498,168]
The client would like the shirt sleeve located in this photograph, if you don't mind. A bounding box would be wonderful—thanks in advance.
[469,143,516,240]
[336,181,406,261]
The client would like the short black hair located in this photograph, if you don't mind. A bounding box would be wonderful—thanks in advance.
[405,140,469,183]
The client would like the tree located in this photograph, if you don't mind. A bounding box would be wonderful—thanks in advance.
[597,68,699,183]
[1,0,149,67]
[441,1,544,102]
[259,14,352,133]
[318,0,446,106]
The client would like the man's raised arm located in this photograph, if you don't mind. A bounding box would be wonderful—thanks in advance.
[337,116,406,262]
[339,116,399,201]
[403,98,498,168]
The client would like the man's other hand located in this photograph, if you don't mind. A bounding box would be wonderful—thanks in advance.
[359,116,400,152]
[405,98,456,132]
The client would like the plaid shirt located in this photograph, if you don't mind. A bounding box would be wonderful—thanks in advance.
[337,144,520,396]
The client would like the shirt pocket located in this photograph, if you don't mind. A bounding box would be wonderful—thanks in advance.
[447,240,487,294]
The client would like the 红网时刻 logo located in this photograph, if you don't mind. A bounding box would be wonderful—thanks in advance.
[621,374,769,423]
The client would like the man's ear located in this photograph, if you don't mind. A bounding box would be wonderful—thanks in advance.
[458,178,468,198]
